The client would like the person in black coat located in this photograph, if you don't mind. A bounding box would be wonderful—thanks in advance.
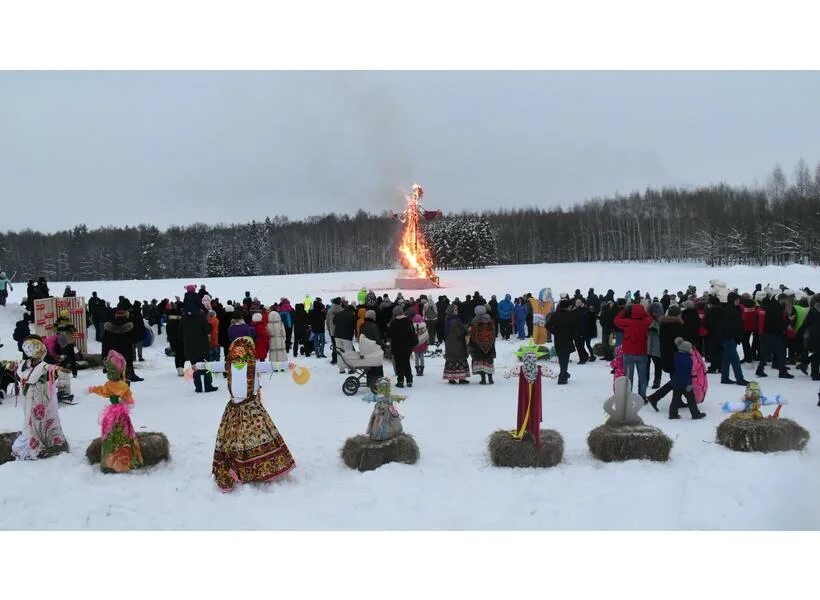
[546,299,577,384]
[388,305,416,388]
[703,296,723,372]
[488,295,499,338]
[166,303,185,372]
[13,314,32,358]
[797,294,820,381]
[599,301,619,361]
[757,294,792,378]
[680,301,701,347]
[718,292,748,385]
[102,309,143,382]
[572,299,590,364]
[291,303,309,357]
[132,301,147,362]
[88,292,107,342]
[647,307,686,410]
[182,311,217,393]
[435,296,448,345]
[308,300,327,358]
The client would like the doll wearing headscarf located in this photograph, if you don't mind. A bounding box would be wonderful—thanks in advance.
[11,336,70,460]
[87,350,144,473]
[198,336,296,491]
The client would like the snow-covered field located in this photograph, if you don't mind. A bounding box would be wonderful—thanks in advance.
[0,262,818,530]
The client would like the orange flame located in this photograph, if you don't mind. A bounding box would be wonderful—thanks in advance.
[398,183,437,280]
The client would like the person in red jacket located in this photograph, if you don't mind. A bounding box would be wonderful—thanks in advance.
[614,301,654,399]
[251,312,269,360]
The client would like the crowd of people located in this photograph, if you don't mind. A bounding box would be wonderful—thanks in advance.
[2,277,819,404]
[1,272,819,491]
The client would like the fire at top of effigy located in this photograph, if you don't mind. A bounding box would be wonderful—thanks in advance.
[393,183,442,289]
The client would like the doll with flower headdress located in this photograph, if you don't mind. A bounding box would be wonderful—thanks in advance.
[87,350,144,473]
[194,336,306,491]
[10,335,70,460]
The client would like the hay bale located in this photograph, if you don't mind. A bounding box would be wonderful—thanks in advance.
[716,418,810,453]
[592,343,606,358]
[341,433,419,472]
[85,431,170,468]
[587,424,673,462]
[0,431,21,465]
[488,429,564,468]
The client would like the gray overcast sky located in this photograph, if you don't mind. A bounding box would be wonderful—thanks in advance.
[1,71,819,232]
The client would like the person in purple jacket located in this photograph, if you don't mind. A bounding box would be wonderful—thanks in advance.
[670,337,707,421]
[228,312,256,343]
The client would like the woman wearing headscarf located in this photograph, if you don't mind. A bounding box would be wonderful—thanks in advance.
[443,304,470,384]
[468,305,496,384]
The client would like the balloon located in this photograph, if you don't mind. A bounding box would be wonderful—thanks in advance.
[291,366,310,385]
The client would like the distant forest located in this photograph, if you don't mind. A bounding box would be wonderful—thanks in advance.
[1,161,819,282]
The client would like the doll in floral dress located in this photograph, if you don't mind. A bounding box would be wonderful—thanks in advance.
[11,336,69,460]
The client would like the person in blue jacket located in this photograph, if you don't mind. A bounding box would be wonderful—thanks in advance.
[497,294,515,340]
[513,298,529,340]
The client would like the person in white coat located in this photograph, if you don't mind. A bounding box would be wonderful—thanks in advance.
[267,310,288,367]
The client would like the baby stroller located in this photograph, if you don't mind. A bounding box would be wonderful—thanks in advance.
[337,335,385,396]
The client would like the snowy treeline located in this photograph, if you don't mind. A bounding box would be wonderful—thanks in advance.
[0,163,818,281]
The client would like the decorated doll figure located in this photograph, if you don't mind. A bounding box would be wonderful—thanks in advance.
[87,350,144,473]
[503,341,556,447]
[10,335,70,460]
[196,336,300,491]
[721,381,786,420]
[365,377,407,441]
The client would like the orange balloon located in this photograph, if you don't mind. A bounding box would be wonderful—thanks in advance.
[291,366,310,385]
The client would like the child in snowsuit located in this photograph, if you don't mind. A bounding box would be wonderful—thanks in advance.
[670,337,707,420]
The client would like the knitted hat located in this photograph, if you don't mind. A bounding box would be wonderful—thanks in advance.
[667,305,681,317]
[393,305,404,317]
[675,337,692,353]
[365,309,376,320]
[474,305,487,316]
[252,312,262,323]
[559,298,572,310]
[648,302,663,318]
[185,284,196,293]
[446,304,456,316]
[225,304,234,313]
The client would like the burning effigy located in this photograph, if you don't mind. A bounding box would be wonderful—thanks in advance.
[393,183,441,289]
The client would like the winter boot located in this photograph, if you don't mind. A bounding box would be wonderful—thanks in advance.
[487,373,494,385]
[419,366,424,376]
[458,379,470,384]
[415,366,422,377]
[448,380,457,385]
[778,369,794,379]
[396,379,405,389]
[652,373,661,389]
[479,373,487,385]
[127,369,143,383]
[193,370,204,393]
[755,367,768,377]
[203,371,219,393]
[177,367,184,377]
